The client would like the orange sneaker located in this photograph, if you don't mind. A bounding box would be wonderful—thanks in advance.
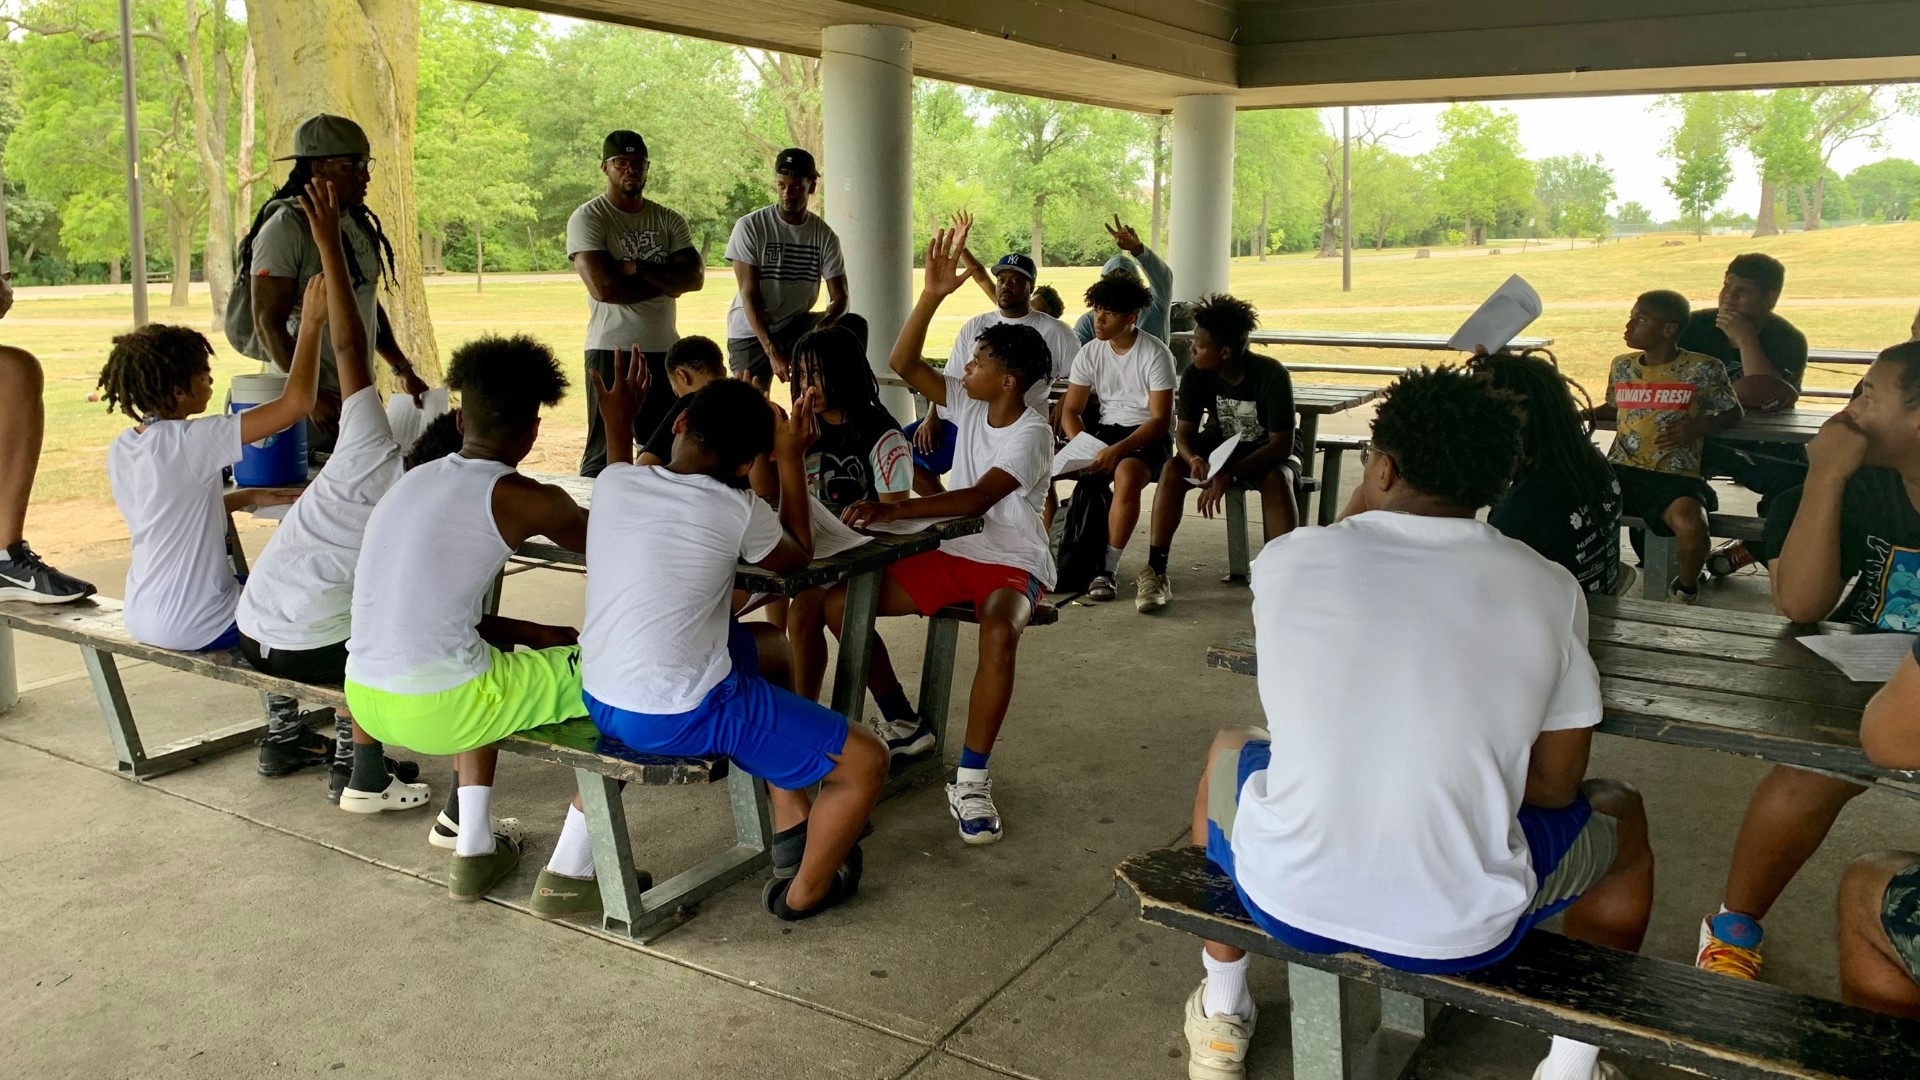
[1695,911,1765,980]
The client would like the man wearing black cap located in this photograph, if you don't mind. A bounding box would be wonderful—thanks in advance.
[567,130,704,477]
[725,148,848,385]
[238,114,426,450]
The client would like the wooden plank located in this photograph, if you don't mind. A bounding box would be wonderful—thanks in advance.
[1588,596,1862,639]
[1589,619,1853,675]
[1594,645,1875,711]
[1597,407,1835,446]
[1180,329,1553,352]
[500,718,726,785]
[1293,384,1383,416]
[1116,847,1920,1080]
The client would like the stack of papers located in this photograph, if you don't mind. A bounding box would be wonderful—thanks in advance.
[1052,432,1108,477]
[1447,275,1543,354]
[1187,436,1240,486]
[1797,633,1916,682]
[809,497,873,558]
[861,515,960,536]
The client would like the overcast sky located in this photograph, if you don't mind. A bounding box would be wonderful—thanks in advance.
[1323,95,1920,221]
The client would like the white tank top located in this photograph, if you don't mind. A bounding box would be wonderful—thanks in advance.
[345,454,515,694]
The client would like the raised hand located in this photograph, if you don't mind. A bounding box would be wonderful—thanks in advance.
[299,178,341,241]
[772,389,820,460]
[921,219,974,298]
[299,272,330,325]
[590,346,652,440]
[1104,214,1143,255]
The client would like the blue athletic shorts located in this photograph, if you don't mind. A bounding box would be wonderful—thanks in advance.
[901,417,958,476]
[585,622,849,792]
[1204,738,1617,975]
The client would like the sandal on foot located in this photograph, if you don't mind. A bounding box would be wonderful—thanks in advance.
[762,845,863,921]
[429,813,520,851]
[339,775,433,815]
[528,868,656,920]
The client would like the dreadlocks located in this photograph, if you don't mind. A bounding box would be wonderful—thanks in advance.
[1470,352,1613,511]
[97,325,214,421]
[236,160,397,290]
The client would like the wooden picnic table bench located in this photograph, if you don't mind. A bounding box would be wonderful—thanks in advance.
[1116,845,1920,1080]
[0,595,770,942]
[1173,328,1555,356]
[1205,595,1920,788]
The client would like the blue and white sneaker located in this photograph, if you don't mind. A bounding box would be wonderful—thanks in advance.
[947,776,1003,845]
[871,716,936,759]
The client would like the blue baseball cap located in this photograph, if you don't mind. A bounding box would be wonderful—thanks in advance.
[992,253,1036,282]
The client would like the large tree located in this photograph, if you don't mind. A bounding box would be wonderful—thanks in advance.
[1848,158,1920,220]
[1534,153,1615,245]
[980,93,1143,269]
[1424,103,1532,245]
[1349,143,1427,251]
[1232,108,1325,258]
[1661,95,1734,239]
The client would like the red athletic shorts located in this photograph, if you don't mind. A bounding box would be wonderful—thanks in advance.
[885,550,1045,616]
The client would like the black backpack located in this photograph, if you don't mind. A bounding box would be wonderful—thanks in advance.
[1052,474,1112,597]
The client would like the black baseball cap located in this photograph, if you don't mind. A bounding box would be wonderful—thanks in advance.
[775,148,818,179]
[602,131,648,161]
[993,254,1037,282]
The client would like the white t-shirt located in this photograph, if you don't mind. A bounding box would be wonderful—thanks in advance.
[237,388,404,651]
[566,195,696,352]
[935,375,1055,589]
[252,207,380,392]
[723,205,845,340]
[1230,512,1603,960]
[950,309,1080,414]
[581,464,782,714]
[108,414,245,650]
[1068,334,1177,427]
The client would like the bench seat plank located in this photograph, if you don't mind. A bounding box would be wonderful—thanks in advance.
[930,601,1060,626]
[502,718,725,785]
[1118,847,1920,1080]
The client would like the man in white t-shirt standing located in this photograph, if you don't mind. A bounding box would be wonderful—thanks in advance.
[903,250,1078,495]
[1180,367,1654,1080]
[567,130,704,477]
[725,149,848,385]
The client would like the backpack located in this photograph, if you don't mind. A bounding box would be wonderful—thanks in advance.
[1051,473,1112,597]
[223,199,304,361]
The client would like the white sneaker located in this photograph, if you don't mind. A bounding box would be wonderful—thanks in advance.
[946,776,1003,844]
[1135,566,1170,612]
[1668,578,1700,605]
[1183,980,1256,1080]
[870,716,936,759]
[339,775,432,815]
[1087,574,1117,601]
[427,813,521,851]
[1529,1058,1625,1080]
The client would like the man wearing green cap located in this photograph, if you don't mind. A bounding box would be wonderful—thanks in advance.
[567,130,704,477]
[237,114,427,450]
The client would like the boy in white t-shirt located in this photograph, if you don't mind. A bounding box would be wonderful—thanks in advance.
[565,359,888,921]
[1181,367,1654,1080]
[1060,274,1177,602]
[237,177,443,810]
[98,231,322,769]
[825,222,1055,847]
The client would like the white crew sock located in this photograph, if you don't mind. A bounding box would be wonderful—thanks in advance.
[1201,949,1254,1018]
[955,765,990,786]
[546,805,596,878]
[1537,1037,1602,1080]
[1103,545,1124,575]
[453,786,496,857]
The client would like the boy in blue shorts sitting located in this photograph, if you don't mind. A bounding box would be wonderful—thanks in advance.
[1183,367,1654,1080]
[570,355,887,920]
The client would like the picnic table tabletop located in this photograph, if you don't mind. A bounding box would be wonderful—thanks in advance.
[1173,328,1554,352]
[1293,383,1384,416]
[1207,595,1919,785]
[1594,406,1837,446]
[517,471,983,597]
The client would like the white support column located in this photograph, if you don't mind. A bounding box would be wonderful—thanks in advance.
[1168,94,1235,303]
[822,24,914,416]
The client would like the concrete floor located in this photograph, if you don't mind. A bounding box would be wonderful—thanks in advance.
[6,448,1918,1079]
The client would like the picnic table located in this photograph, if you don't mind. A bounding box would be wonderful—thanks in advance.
[1207,595,1920,789]
[515,472,983,723]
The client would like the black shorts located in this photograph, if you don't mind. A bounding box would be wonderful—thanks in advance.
[1087,421,1170,476]
[240,634,348,686]
[727,313,821,384]
[1613,465,1717,536]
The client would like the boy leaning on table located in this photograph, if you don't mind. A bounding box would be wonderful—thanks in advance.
[1696,340,1920,984]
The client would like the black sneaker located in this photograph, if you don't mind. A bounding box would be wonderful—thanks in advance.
[0,540,96,604]
[257,726,337,778]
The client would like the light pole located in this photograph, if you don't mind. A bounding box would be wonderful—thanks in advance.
[117,0,149,326]
[1341,106,1352,293]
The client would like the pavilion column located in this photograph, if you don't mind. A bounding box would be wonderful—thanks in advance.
[1168,94,1235,303]
[822,24,914,415]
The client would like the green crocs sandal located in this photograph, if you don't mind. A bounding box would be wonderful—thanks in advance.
[448,831,522,902]
[528,868,655,921]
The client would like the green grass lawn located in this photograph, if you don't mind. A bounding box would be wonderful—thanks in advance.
[16,224,1918,516]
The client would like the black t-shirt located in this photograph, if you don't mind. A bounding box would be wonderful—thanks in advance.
[1762,467,1920,629]
[639,395,691,462]
[806,407,911,512]
[1176,354,1296,447]
[1677,309,1808,390]
[1488,453,1623,595]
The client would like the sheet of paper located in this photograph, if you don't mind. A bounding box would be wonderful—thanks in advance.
[860,515,961,536]
[246,502,292,520]
[386,386,451,452]
[1446,274,1543,354]
[1797,632,1917,683]
[809,497,874,559]
[1187,435,1241,486]
[1052,431,1108,477]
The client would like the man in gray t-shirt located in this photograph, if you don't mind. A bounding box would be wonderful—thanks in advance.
[725,148,847,385]
[567,129,704,477]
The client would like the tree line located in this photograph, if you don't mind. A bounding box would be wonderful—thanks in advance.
[3,0,1918,306]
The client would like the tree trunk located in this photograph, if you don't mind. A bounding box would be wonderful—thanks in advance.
[246,0,440,383]
[1799,184,1816,231]
[1149,116,1165,252]
[1462,213,1474,247]
[109,260,122,286]
[168,204,193,308]
[234,43,259,227]
[474,225,484,294]
[181,0,237,325]
[1030,195,1045,271]
[1809,174,1826,230]
[1753,180,1780,237]
[1258,192,1269,262]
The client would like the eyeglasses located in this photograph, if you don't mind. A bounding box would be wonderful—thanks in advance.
[319,156,373,175]
[1360,443,1383,466]
[604,156,648,173]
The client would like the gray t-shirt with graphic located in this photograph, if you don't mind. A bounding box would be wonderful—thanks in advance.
[567,195,695,352]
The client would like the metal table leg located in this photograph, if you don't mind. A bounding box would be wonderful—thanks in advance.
[1643,532,1677,601]
[1296,414,1322,526]
[887,613,958,796]
[84,645,267,780]
[830,568,881,722]
[1288,964,1436,1080]
[1,622,16,714]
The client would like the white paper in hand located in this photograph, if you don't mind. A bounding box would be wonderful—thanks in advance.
[860,515,960,536]
[1447,275,1543,354]
[1797,632,1918,682]
[1187,436,1241,486]
[1052,431,1108,477]
[809,497,874,558]
[386,386,450,453]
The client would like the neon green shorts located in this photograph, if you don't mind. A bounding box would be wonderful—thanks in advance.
[345,645,584,756]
